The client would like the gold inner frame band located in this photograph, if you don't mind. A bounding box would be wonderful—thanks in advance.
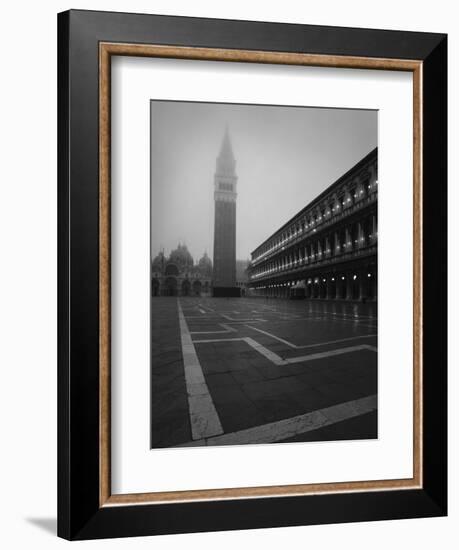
[99,42,423,507]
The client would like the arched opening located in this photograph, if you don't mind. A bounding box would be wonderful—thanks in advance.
[165,263,179,277]
[319,278,327,299]
[313,279,320,299]
[363,216,372,248]
[336,229,346,256]
[151,277,160,297]
[164,277,177,297]
[192,280,202,296]
[338,275,347,299]
[181,279,191,296]
[367,270,377,299]
[328,276,337,300]
[351,223,360,251]
[351,274,360,300]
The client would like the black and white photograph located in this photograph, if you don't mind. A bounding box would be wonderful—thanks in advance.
[150,100,378,448]
[0,0,450,546]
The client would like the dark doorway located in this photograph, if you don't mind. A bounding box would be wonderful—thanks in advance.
[182,279,191,296]
[192,280,202,296]
[164,277,177,296]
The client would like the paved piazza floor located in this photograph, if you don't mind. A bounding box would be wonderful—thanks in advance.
[151,297,377,448]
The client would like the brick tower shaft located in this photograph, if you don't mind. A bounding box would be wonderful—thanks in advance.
[212,128,239,296]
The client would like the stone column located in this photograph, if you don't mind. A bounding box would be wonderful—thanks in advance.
[359,269,368,301]
[346,274,353,300]
[326,277,332,300]
[336,276,343,299]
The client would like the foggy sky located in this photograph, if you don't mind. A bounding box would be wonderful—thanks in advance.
[150,101,377,262]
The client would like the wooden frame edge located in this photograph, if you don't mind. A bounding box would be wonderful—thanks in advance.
[100,43,111,506]
[412,63,423,488]
[99,42,423,507]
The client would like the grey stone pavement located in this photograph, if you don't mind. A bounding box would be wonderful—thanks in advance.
[151,297,377,448]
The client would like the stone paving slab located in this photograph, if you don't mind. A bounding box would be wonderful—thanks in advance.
[151,298,191,447]
[199,347,377,432]
[151,296,378,447]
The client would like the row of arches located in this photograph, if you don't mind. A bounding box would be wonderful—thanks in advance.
[251,214,377,281]
[251,267,377,302]
[252,160,377,263]
[152,278,210,297]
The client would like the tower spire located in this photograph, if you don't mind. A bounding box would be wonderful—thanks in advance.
[216,126,236,177]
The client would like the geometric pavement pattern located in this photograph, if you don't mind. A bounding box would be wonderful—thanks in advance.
[151,297,377,448]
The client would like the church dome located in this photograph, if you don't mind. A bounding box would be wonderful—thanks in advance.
[197,252,212,277]
[151,251,165,272]
[169,243,194,268]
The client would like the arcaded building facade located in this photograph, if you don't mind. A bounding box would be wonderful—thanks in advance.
[248,148,377,301]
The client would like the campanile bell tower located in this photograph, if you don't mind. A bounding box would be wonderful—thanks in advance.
[212,127,239,296]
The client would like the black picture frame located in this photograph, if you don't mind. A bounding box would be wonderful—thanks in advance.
[58,9,447,540]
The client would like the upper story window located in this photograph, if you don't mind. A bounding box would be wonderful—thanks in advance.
[344,190,352,208]
[356,183,365,200]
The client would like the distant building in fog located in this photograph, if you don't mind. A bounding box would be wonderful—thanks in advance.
[151,244,212,296]
[236,259,250,296]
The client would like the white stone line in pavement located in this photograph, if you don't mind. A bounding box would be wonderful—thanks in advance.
[177,299,223,440]
[198,304,215,313]
[193,337,245,344]
[363,345,378,352]
[284,344,376,364]
[192,336,377,366]
[244,325,299,348]
[179,394,377,446]
[220,313,269,321]
[186,314,266,322]
[244,337,286,366]
[190,323,237,335]
[184,315,223,319]
[221,319,267,324]
[246,324,377,350]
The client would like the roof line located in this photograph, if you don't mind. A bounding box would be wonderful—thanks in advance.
[251,147,377,255]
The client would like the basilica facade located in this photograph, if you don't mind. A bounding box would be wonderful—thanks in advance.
[151,244,213,297]
[248,148,378,302]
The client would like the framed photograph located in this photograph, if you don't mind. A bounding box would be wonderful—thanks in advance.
[58,9,447,540]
